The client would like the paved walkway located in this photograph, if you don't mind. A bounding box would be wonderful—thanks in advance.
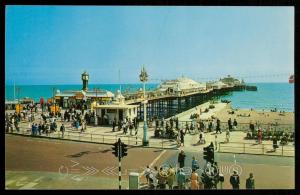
[6,107,294,156]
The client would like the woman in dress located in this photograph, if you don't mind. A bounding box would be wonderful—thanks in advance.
[190,169,199,189]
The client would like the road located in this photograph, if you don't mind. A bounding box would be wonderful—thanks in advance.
[5,134,294,189]
[5,134,173,189]
[160,151,294,189]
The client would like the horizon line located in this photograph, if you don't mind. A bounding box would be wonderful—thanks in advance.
[5,81,292,86]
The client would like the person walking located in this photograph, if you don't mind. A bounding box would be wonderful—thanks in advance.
[135,118,139,135]
[31,123,35,136]
[216,119,221,134]
[208,120,213,132]
[118,120,122,131]
[156,167,168,189]
[230,170,240,189]
[180,129,185,146]
[273,136,278,152]
[214,135,218,150]
[199,131,204,144]
[123,121,128,135]
[190,169,199,189]
[75,120,79,131]
[129,121,134,136]
[60,123,65,138]
[143,165,151,185]
[191,156,200,171]
[226,129,230,143]
[246,173,255,189]
[149,166,158,189]
[249,121,255,134]
[228,118,232,131]
[14,119,20,132]
[167,165,176,189]
[177,168,186,189]
[185,122,190,134]
[257,129,262,144]
[112,119,116,132]
[38,123,42,135]
[178,150,186,168]
[233,119,238,130]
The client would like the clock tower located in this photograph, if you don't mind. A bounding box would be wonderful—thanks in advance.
[81,71,89,91]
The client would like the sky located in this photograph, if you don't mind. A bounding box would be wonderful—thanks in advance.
[5,6,294,85]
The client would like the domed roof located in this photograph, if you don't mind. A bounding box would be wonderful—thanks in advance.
[115,90,124,99]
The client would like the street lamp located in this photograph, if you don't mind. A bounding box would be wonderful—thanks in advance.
[139,66,149,146]
[53,87,56,116]
[94,88,99,126]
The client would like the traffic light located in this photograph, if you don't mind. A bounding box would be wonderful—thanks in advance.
[121,142,128,157]
[203,143,214,163]
[208,146,214,163]
[112,142,119,157]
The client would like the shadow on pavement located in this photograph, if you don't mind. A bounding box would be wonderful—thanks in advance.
[66,150,102,158]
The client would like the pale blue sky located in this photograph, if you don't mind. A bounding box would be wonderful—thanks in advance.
[5,6,294,85]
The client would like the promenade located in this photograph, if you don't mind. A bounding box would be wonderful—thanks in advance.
[6,104,295,157]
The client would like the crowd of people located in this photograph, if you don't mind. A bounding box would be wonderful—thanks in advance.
[142,149,255,190]
[245,121,294,146]
[110,116,139,136]
[5,102,91,136]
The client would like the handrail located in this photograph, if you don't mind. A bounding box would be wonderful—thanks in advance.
[218,141,294,156]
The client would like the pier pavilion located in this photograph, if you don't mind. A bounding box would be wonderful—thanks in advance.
[91,90,139,125]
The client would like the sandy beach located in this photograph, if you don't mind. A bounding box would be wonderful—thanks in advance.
[166,101,294,128]
[214,103,294,125]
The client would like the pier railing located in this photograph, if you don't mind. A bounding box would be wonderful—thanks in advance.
[218,142,294,157]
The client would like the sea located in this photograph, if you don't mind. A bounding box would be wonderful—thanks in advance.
[5,83,294,112]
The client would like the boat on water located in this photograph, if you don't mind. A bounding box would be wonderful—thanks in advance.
[289,75,294,84]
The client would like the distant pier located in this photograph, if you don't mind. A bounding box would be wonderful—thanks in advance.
[124,84,257,120]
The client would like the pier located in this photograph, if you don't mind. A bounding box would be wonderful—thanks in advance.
[124,84,253,121]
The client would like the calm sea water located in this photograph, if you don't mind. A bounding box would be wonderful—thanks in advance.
[221,83,294,112]
[5,83,294,112]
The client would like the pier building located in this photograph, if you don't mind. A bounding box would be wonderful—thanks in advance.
[52,72,256,123]
[54,71,114,109]
[124,76,254,121]
[92,90,139,125]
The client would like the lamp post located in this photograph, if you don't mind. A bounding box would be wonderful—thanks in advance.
[139,66,149,146]
[94,88,99,126]
[53,87,56,116]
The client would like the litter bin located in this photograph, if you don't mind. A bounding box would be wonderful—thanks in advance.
[129,172,140,189]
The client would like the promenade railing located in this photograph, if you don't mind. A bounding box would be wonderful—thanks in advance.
[218,142,294,157]
[152,120,294,133]
[7,126,176,149]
